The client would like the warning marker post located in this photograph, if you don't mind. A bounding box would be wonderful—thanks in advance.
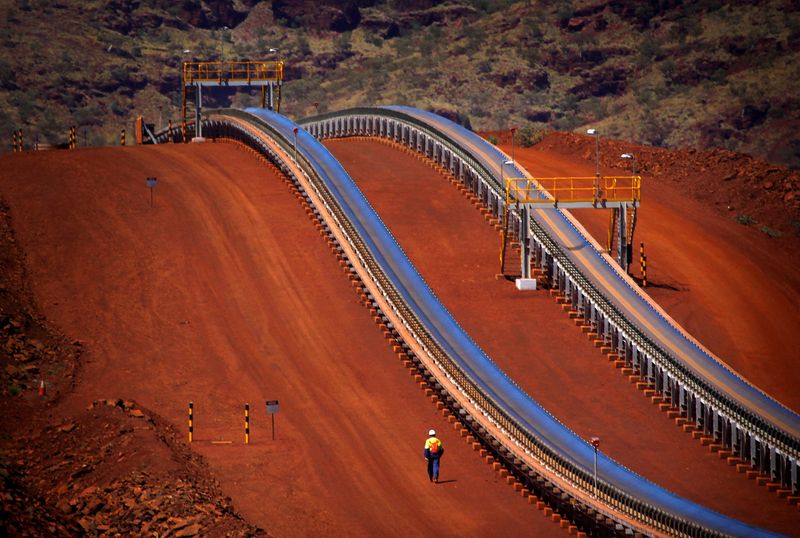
[245,403,250,444]
[188,401,194,443]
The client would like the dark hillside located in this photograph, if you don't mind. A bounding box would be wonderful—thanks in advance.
[0,0,798,168]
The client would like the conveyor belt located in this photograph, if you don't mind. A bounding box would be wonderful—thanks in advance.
[186,108,785,537]
[298,107,799,503]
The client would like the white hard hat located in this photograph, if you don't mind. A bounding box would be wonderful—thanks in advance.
[428,429,436,436]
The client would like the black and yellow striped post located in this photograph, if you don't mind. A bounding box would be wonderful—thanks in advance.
[639,243,646,287]
[181,121,187,143]
[72,126,77,148]
[17,129,23,151]
[188,401,194,443]
[12,130,17,152]
[168,119,173,143]
[642,255,648,288]
[245,403,250,444]
[120,129,126,146]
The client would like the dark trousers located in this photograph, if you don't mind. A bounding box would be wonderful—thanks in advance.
[427,457,440,481]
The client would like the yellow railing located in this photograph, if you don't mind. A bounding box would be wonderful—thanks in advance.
[183,61,284,84]
[505,176,641,205]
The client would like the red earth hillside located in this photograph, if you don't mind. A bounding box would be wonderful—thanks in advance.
[0,143,564,537]
[1,132,799,535]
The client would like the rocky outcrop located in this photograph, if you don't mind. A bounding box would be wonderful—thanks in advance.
[271,0,362,32]
[2,401,265,537]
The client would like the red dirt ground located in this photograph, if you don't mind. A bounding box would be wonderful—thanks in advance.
[0,143,563,536]
[325,138,800,535]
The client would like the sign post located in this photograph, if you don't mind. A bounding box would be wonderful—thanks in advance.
[265,400,280,440]
[591,436,600,497]
[146,176,157,207]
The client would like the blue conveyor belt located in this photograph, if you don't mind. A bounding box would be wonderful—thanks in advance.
[241,107,783,537]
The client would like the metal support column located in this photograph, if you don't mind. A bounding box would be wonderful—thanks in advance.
[519,205,532,279]
[267,83,274,110]
[195,84,203,138]
[618,203,628,271]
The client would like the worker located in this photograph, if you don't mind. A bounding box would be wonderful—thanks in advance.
[423,429,444,483]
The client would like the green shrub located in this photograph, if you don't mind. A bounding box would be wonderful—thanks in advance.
[760,226,782,238]
[487,135,499,145]
[735,214,755,225]
[8,384,22,396]
[516,124,546,147]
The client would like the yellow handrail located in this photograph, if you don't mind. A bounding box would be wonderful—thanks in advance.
[183,61,284,84]
[506,176,641,205]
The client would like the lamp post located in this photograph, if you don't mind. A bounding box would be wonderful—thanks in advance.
[510,127,517,166]
[500,159,514,201]
[219,26,229,60]
[587,128,600,202]
[586,128,600,176]
[621,152,637,175]
[591,436,601,497]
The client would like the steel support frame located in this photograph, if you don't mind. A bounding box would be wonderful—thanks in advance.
[200,116,642,537]
[299,112,799,496]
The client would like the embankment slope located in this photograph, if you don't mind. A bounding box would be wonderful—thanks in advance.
[0,143,559,536]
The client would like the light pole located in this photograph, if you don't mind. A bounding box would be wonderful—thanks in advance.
[499,159,515,274]
[621,152,637,175]
[219,26,229,60]
[591,436,600,497]
[293,126,299,164]
[586,128,600,176]
[500,159,514,204]
[510,127,517,166]
[587,128,600,202]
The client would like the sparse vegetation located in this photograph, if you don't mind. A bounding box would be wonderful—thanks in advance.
[516,124,546,148]
[0,0,797,169]
[760,225,783,238]
[736,214,756,225]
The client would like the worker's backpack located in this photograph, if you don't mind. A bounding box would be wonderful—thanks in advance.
[429,439,440,454]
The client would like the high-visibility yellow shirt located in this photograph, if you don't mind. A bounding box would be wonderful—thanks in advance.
[425,436,442,451]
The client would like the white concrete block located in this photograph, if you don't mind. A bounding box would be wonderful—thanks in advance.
[515,278,537,291]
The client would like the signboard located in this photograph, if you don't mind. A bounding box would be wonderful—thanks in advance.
[265,400,280,440]
[146,176,157,207]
